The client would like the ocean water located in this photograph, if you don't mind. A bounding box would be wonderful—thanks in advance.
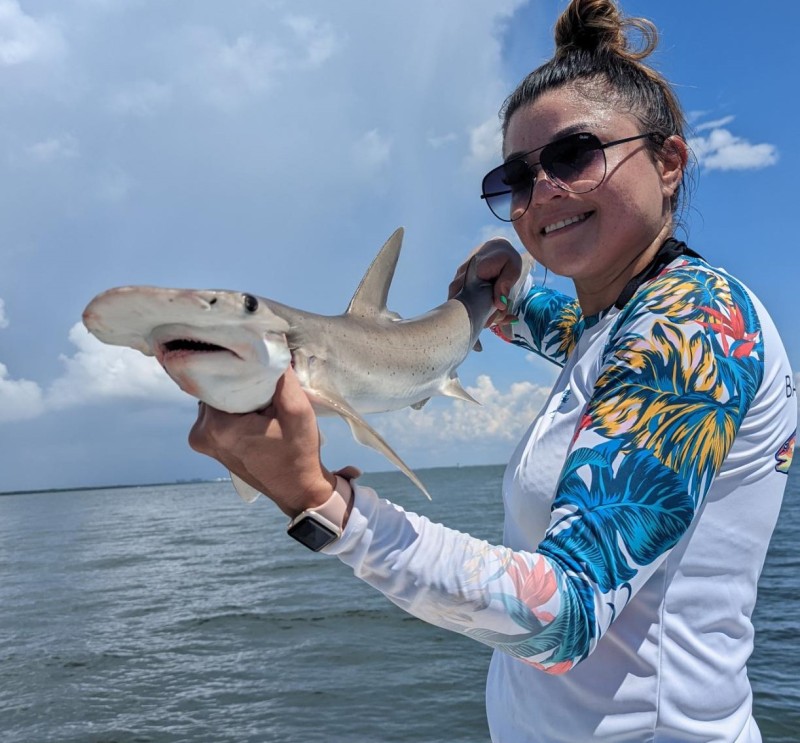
[0,464,797,743]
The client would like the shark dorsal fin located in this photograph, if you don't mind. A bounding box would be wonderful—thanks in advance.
[345,227,404,319]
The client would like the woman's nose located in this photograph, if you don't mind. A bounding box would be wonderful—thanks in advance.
[529,166,563,206]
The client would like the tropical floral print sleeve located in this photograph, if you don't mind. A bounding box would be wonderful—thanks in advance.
[507,285,585,366]
[328,259,768,673]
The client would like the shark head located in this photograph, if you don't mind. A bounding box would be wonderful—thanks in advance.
[83,286,292,413]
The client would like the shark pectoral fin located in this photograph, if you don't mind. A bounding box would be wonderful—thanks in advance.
[307,389,432,500]
[410,398,430,410]
[473,339,483,353]
[442,375,480,405]
[344,417,432,501]
[230,472,263,504]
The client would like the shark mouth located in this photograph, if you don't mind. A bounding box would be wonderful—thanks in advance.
[160,338,240,359]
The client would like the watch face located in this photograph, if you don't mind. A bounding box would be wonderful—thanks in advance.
[287,516,339,552]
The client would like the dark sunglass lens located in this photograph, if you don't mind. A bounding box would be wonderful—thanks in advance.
[500,159,532,192]
[543,133,605,193]
[482,160,532,221]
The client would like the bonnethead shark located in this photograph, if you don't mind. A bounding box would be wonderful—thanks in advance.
[82,228,531,501]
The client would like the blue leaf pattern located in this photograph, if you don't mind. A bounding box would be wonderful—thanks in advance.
[546,447,695,592]
[512,286,584,366]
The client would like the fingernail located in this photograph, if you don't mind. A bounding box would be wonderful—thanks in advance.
[500,295,508,306]
[511,319,519,325]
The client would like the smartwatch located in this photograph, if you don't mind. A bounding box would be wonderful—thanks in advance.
[287,475,353,551]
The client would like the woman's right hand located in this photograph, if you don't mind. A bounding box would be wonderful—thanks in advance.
[188,368,337,519]
[448,238,525,327]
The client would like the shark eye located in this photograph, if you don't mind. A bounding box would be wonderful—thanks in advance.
[243,294,259,313]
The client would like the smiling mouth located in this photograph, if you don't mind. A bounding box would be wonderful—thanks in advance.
[542,211,593,235]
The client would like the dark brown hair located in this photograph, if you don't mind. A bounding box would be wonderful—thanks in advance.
[501,0,689,214]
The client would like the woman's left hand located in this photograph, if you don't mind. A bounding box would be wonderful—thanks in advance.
[448,237,523,327]
[188,367,336,518]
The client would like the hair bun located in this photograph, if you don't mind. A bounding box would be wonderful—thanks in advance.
[554,0,657,61]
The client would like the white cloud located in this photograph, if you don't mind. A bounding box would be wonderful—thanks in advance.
[353,129,392,174]
[688,127,778,171]
[0,289,40,423]
[25,134,79,163]
[283,15,341,67]
[427,132,458,149]
[693,115,735,133]
[178,28,283,109]
[0,362,44,422]
[0,323,187,423]
[180,14,341,110]
[107,80,172,117]
[95,167,133,203]
[466,116,503,170]
[0,298,44,423]
[377,374,549,446]
[47,323,186,409]
[213,35,280,91]
[0,0,65,65]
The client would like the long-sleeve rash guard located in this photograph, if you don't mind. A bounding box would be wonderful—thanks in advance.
[325,251,796,742]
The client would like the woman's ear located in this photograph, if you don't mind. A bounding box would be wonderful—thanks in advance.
[658,135,688,199]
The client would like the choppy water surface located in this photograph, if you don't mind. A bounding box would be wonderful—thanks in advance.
[1,465,797,742]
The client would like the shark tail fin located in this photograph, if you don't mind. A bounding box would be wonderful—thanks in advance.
[308,387,432,500]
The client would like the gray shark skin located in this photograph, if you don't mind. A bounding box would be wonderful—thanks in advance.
[83,228,531,501]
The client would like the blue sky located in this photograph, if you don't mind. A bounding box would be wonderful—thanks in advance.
[1,0,797,492]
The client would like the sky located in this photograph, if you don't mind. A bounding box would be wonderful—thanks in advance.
[1,0,798,493]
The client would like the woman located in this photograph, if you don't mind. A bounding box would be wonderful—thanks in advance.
[190,0,796,740]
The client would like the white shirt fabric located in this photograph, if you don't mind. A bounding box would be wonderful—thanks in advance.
[326,254,796,742]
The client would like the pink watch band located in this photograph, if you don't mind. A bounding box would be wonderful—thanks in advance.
[300,475,353,531]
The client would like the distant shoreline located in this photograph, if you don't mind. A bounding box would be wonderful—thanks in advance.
[3,460,794,497]
[0,479,225,497]
[0,463,507,497]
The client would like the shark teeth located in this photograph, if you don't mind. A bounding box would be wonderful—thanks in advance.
[543,212,590,235]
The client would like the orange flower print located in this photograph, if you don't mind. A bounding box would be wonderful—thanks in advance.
[506,555,558,622]
[698,304,760,359]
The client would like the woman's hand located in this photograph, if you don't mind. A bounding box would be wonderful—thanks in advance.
[448,238,524,328]
[189,367,336,518]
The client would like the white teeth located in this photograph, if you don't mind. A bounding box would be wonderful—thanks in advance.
[543,213,589,235]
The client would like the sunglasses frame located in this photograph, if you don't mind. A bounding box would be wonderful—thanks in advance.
[481,131,660,223]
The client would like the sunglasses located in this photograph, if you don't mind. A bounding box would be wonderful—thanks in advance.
[480,131,659,222]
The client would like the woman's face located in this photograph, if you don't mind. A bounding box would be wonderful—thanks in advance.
[505,85,679,314]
